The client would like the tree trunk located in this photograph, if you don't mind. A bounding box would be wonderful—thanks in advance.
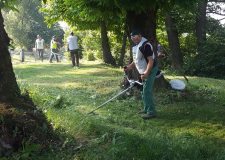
[196,0,207,53]
[165,12,183,70]
[118,31,127,67]
[126,10,169,90]
[0,11,21,102]
[0,11,56,156]
[100,21,116,66]
[126,9,157,49]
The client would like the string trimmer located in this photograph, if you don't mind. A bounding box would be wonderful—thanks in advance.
[87,75,143,115]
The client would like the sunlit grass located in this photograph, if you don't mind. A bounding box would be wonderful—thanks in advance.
[12,60,225,160]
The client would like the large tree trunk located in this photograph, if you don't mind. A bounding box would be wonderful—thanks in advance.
[0,11,55,156]
[126,10,169,90]
[165,12,183,70]
[0,11,21,102]
[196,0,207,53]
[126,9,157,51]
[100,21,116,66]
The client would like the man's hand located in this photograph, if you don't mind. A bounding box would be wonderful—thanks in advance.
[124,66,131,72]
[141,72,149,80]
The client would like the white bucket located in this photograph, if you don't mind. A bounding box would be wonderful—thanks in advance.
[169,79,186,90]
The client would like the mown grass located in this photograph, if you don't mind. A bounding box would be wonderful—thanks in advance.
[10,60,225,160]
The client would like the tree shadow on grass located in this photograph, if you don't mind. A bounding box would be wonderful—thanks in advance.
[35,117,225,160]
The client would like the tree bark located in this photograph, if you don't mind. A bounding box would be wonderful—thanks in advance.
[100,21,116,66]
[165,12,183,70]
[126,9,157,50]
[196,0,207,53]
[0,11,21,102]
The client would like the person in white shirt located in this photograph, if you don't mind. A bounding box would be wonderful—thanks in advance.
[125,29,158,120]
[35,35,45,61]
[67,32,79,68]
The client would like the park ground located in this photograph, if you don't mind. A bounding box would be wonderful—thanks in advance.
[7,57,225,159]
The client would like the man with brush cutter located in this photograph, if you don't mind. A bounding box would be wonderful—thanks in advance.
[125,29,158,120]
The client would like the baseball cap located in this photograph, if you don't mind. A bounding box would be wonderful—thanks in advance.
[130,29,141,36]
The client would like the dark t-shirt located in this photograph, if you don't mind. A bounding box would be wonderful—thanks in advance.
[139,42,156,67]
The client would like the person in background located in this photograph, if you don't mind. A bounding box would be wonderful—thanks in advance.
[156,43,166,78]
[49,36,60,63]
[125,30,158,120]
[157,43,165,58]
[67,32,79,68]
[35,35,45,61]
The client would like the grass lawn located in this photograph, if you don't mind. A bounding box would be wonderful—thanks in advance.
[11,60,225,160]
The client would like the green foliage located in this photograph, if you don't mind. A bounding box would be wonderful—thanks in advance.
[108,32,125,63]
[87,51,96,61]
[41,0,122,31]
[184,19,225,78]
[63,51,71,61]
[95,50,103,60]
[180,33,197,67]
[0,0,17,10]
[190,41,225,78]
[169,5,196,34]
[2,0,64,50]
[78,30,101,60]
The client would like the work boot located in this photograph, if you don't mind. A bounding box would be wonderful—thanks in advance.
[141,113,156,120]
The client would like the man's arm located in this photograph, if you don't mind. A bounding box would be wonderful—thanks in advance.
[141,43,154,80]
[126,62,135,70]
[141,56,154,80]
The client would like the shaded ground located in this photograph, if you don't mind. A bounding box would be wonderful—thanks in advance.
[0,94,55,157]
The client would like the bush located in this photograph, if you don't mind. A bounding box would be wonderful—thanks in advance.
[187,41,225,78]
[95,50,103,60]
[64,51,71,61]
[87,52,96,61]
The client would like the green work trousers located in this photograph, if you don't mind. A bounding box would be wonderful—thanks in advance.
[141,66,158,115]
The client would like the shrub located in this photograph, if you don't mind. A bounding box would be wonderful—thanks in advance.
[87,52,95,61]
[188,41,225,78]
[95,50,103,60]
[64,51,71,61]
